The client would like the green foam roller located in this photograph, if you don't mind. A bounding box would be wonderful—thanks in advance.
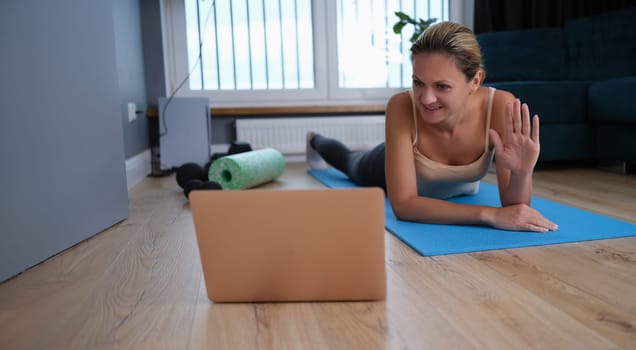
[208,148,285,190]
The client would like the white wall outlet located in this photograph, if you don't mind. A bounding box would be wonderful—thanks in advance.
[127,102,137,122]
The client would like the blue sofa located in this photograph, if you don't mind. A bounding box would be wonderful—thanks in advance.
[476,7,636,164]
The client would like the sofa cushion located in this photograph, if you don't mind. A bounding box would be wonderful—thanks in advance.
[539,124,594,162]
[477,28,566,82]
[595,124,636,162]
[485,81,589,123]
[565,7,636,80]
[588,76,636,123]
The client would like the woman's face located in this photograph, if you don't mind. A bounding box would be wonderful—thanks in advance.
[411,52,479,125]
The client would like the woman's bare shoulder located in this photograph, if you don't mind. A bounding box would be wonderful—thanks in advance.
[386,91,412,117]
[386,91,415,139]
[487,88,516,130]
[491,88,515,108]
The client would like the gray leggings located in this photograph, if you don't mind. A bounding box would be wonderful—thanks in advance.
[311,134,386,191]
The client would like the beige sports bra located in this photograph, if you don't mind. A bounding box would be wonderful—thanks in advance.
[410,87,496,199]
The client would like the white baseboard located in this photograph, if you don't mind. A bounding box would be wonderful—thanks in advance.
[125,149,151,191]
[210,144,230,155]
[284,154,306,163]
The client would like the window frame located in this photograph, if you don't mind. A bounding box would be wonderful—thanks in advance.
[160,0,468,108]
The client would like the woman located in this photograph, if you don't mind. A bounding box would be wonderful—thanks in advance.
[307,21,558,233]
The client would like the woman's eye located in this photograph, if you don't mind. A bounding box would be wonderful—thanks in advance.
[413,80,424,87]
[437,84,450,90]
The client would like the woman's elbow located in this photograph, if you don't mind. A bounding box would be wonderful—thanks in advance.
[389,198,413,221]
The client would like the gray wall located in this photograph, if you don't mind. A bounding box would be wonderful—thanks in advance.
[140,0,167,110]
[114,0,149,158]
[0,0,130,281]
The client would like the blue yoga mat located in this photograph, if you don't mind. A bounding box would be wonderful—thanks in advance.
[308,168,636,256]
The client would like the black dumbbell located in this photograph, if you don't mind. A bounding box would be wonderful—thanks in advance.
[176,162,207,189]
[183,179,222,199]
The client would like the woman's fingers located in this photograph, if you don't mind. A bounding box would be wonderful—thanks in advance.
[505,101,514,140]
[529,211,558,232]
[512,99,522,134]
[532,115,540,143]
[525,223,550,233]
[488,129,503,153]
[521,102,531,136]
[506,99,541,145]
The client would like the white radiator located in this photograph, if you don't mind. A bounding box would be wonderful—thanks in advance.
[236,116,385,155]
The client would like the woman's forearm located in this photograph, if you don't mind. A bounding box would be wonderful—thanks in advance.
[500,170,533,206]
[391,196,493,226]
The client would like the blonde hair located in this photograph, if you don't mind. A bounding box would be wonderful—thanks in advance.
[411,21,486,83]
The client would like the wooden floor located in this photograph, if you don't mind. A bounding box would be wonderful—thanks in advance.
[1,162,635,349]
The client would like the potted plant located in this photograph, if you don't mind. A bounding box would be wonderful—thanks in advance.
[392,11,437,44]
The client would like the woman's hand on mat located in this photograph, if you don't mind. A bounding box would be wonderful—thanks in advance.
[486,204,558,232]
[489,99,540,175]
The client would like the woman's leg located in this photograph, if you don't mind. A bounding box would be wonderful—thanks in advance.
[309,133,351,173]
[309,133,386,190]
[348,143,386,190]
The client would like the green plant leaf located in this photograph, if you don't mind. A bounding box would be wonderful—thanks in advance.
[393,22,406,34]
[394,11,412,21]
[393,13,438,43]
[417,18,436,26]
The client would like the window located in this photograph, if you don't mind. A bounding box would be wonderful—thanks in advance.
[162,0,456,107]
[184,0,315,91]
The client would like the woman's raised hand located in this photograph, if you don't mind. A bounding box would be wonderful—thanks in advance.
[489,99,540,175]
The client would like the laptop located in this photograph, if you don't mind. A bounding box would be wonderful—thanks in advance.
[189,188,386,302]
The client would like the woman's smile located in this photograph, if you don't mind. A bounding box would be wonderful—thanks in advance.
[422,103,442,111]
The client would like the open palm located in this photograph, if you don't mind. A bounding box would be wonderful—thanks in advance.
[489,99,540,175]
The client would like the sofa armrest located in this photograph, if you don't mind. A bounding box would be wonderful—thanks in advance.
[588,76,636,123]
